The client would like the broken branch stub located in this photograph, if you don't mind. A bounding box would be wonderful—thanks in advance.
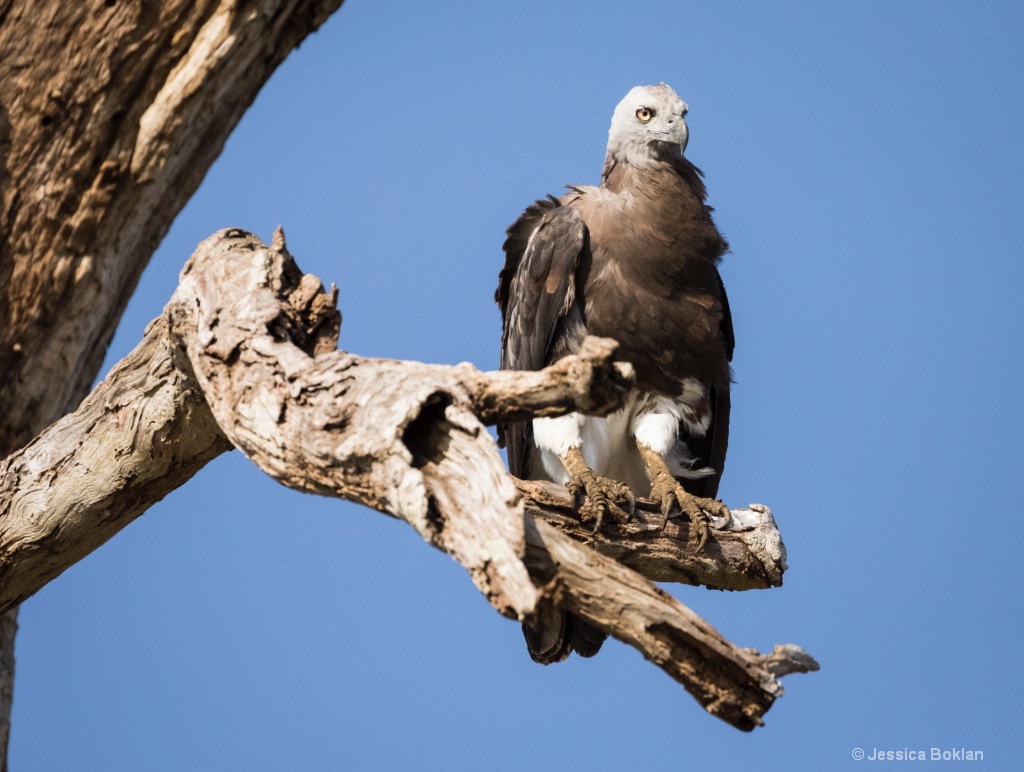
[167,228,540,619]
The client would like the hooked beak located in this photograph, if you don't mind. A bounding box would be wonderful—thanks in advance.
[670,118,689,154]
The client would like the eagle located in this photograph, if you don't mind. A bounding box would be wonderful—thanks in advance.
[495,84,734,664]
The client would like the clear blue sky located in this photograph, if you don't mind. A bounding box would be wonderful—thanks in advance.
[11,1,1023,769]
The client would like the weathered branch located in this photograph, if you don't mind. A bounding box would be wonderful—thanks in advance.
[525,519,785,730]
[165,229,541,617]
[0,318,232,609]
[0,229,816,730]
[517,480,787,591]
[457,336,635,425]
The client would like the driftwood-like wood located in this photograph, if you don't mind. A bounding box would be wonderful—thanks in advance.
[525,519,782,731]
[167,229,541,617]
[0,228,817,730]
[0,317,232,610]
[458,336,635,425]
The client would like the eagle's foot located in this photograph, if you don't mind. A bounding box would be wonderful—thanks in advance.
[561,447,634,535]
[649,472,729,551]
[637,443,731,551]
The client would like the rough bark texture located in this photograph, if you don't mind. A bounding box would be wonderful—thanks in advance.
[1,229,817,731]
[524,518,784,730]
[517,480,786,591]
[0,0,344,452]
[0,1,344,765]
[0,317,232,610]
[166,229,545,617]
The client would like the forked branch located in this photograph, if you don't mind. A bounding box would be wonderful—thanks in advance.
[0,229,816,729]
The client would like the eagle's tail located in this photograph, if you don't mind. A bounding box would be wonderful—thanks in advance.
[522,604,606,664]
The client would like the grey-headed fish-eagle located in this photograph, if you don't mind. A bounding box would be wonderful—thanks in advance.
[495,84,734,664]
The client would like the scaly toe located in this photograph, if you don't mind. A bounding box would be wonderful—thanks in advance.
[648,471,722,549]
[679,496,711,551]
[565,468,633,536]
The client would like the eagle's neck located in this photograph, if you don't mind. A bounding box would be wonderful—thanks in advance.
[602,149,707,202]
[588,153,727,271]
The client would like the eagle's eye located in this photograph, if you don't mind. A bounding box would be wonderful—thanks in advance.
[636,107,655,123]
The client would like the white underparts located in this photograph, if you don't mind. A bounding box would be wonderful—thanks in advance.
[529,387,714,495]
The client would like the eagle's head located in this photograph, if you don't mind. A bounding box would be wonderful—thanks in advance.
[607,83,689,166]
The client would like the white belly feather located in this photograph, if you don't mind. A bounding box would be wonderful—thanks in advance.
[529,382,714,495]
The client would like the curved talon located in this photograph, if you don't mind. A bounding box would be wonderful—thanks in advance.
[703,496,731,530]
[624,489,637,521]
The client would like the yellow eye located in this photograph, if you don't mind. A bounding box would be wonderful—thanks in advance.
[636,107,655,123]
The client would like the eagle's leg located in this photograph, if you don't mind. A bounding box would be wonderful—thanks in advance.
[560,447,635,535]
[636,442,730,551]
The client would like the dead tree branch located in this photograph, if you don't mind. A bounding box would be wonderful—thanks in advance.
[0,317,231,610]
[525,519,784,731]
[0,229,816,730]
[517,480,786,591]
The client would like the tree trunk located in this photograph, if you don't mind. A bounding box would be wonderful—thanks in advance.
[0,1,344,765]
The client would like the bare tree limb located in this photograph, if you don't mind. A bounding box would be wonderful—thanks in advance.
[165,229,541,617]
[0,228,817,731]
[455,336,635,425]
[526,519,787,731]
[0,316,232,610]
[517,480,787,591]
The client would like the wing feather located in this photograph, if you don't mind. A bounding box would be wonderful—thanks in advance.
[679,270,733,498]
[495,198,586,476]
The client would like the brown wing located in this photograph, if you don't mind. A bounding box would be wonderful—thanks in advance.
[495,197,587,477]
[497,197,603,663]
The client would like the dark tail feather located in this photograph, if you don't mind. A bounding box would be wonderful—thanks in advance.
[522,605,607,664]
[523,603,571,664]
[567,614,606,658]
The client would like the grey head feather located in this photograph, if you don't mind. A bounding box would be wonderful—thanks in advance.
[604,83,690,177]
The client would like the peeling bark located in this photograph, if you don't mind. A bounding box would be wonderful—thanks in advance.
[1,229,817,731]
